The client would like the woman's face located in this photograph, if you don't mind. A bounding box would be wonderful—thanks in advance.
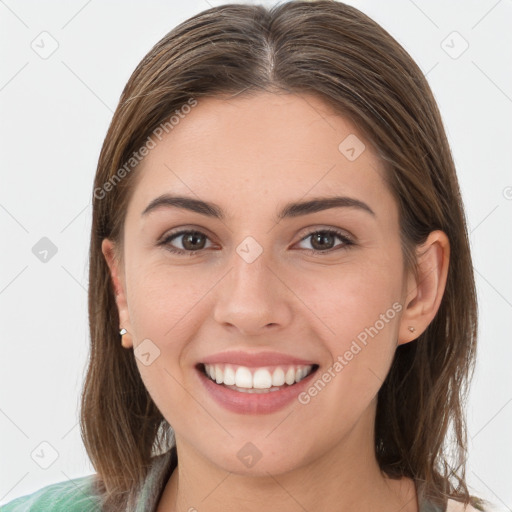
[104,92,416,475]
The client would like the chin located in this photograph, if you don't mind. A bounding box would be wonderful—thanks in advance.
[191,437,312,478]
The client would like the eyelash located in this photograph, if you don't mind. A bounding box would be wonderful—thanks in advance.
[158,228,355,256]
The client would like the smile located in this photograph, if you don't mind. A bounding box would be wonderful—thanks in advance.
[196,362,319,414]
[202,363,316,393]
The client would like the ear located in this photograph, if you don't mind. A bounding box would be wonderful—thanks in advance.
[398,230,450,345]
[101,238,133,349]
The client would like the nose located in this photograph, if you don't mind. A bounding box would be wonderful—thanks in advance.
[212,249,293,336]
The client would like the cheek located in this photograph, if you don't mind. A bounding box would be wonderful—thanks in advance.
[124,263,205,419]
[125,261,211,342]
[302,258,403,397]
[306,256,403,337]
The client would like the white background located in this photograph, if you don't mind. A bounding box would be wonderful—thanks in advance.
[1,0,511,509]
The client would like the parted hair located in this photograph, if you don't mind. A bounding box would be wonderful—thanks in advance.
[81,1,482,510]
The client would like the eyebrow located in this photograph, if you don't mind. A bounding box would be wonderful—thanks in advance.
[141,194,375,220]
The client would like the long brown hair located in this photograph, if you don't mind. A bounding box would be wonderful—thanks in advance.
[81,1,481,510]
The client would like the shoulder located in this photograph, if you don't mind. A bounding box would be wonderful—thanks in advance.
[0,474,102,512]
[415,478,491,512]
[446,498,493,512]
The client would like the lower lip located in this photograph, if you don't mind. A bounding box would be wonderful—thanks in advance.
[196,366,318,414]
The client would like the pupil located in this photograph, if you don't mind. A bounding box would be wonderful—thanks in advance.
[184,232,205,250]
[312,232,334,250]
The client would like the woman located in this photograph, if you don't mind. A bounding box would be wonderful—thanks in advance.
[1,1,489,511]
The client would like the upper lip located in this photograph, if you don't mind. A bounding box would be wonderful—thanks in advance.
[199,350,317,367]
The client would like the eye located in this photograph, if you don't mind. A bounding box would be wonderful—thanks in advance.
[158,227,354,256]
[159,230,214,255]
[295,229,354,253]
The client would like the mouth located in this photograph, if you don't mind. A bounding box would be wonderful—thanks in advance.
[196,362,319,394]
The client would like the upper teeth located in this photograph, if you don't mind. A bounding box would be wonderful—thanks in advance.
[204,364,314,389]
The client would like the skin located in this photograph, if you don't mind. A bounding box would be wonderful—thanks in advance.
[102,92,449,512]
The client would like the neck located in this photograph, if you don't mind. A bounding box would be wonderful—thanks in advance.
[157,410,418,512]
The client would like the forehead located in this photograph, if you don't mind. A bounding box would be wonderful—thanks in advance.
[127,92,394,221]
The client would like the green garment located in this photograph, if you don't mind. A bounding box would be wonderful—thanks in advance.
[0,475,100,512]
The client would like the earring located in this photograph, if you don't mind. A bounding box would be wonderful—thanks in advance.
[119,328,127,336]
[408,326,415,333]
